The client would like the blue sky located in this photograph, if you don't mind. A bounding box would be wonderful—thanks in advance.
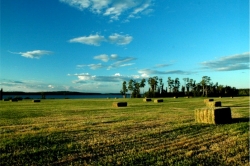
[0,0,249,93]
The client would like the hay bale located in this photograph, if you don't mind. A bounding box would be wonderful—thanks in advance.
[10,99,18,102]
[154,99,163,103]
[206,101,221,107]
[195,107,232,124]
[204,98,214,103]
[143,98,152,102]
[113,102,127,107]
[33,100,41,102]
[173,96,178,98]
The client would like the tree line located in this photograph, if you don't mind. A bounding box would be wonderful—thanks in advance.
[120,76,244,98]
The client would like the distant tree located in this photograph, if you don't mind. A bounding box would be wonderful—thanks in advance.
[128,79,145,98]
[167,77,174,93]
[148,76,158,93]
[200,76,211,97]
[120,81,128,98]
[183,78,190,95]
[173,78,180,94]
[128,79,134,98]
[159,78,164,94]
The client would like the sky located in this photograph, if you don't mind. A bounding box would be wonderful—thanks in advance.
[0,0,249,93]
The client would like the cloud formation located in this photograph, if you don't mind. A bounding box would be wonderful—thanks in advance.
[138,69,194,77]
[69,34,105,46]
[71,73,142,84]
[201,52,250,71]
[78,54,136,70]
[93,54,118,62]
[9,50,52,59]
[154,63,172,68]
[107,57,136,70]
[69,34,133,46]
[108,33,133,45]
[59,0,153,21]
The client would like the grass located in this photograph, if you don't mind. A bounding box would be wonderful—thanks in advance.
[0,97,249,165]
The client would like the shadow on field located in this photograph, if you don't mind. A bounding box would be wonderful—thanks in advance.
[231,117,249,123]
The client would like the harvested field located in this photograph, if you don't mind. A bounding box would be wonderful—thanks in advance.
[0,97,249,165]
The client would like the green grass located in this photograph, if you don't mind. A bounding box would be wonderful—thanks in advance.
[0,97,249,165]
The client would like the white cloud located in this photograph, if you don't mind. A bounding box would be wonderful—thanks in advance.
[93,54,118,62]
[69,34,105,46]
[59,0,153,21]
[9,50,52,59]
[71,72,143,84]
[94,54,109,62]
[108,33,133,45]
[110,54,118,59]
[201,52,250,71]
[138,69,194,76]
[77,54,136,70]
[88,63,105,70]
[107,57,137,70]
[69,33,132,46]
[48,85,54,89]
[91,0,110,13]
[60,0,91,10]
[155,63,172,68]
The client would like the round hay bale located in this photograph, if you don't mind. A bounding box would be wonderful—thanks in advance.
[204,98,214,103]
[113,102,127,107]
[154,99,163,103]
[10,99,18,102]
[143,98,152,102]
[206,101,221,107]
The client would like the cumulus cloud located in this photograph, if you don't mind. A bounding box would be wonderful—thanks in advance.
[72,73,124,83]
[9,50,52,59]
[201,52,250,71]
[59,0,153,21]
[71,72,143,84]
[48,85,54,89]
[108,33,133,45]
[69,34,105,46]
[94,54,109,62]
[93,54,119,62]
[69,33,132,46]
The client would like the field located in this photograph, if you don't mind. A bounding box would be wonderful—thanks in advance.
[0,97,249,165]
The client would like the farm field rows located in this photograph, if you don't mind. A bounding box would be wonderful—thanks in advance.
[0,97,249,165]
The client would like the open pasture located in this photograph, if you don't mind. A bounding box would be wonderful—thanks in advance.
[0,97,249,165]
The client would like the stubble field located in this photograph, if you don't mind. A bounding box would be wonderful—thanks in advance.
[0,97,249,165]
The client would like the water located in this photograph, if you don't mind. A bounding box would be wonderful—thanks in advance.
[3,94,125,99]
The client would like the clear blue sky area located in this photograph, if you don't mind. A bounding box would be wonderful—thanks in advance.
[0,0,249,93]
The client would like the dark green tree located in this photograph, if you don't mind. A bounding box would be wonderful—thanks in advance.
[120,81,128,98]
[167,77,174,93]
[200,76,211,97]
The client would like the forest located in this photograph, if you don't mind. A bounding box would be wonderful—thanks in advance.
[120,76,249,98]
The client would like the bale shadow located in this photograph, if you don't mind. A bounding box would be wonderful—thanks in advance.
[231,117,249,123]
